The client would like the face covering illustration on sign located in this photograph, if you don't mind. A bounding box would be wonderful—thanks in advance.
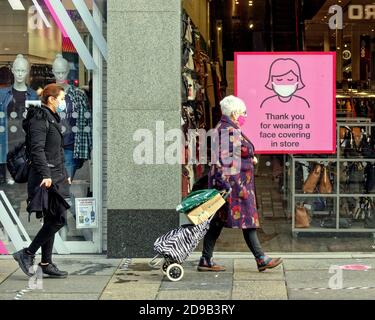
[272,82,298,98]
[260,58,310,109]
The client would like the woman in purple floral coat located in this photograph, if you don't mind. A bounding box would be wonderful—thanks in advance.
[198,96,282,273]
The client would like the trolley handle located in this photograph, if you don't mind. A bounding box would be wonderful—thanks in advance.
[220,188,232,200]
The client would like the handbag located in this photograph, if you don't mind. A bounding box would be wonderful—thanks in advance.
[347,162,365,194]
[342,127,363,157]
[295,203,311,228]
[365,163,375,194]
[6,142,30,184]
[364,198,375,228]
[303,164,321,193]
[321,218,352,229]
[319,166,333,194]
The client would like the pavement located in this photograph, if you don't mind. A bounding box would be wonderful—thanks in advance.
[1,253,375,300]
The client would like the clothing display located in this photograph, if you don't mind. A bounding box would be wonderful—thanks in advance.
[29,64,55,90]
[181,10,227,194]
[61,85,92,179]
[336,97,375,120]
[0,86,38,164]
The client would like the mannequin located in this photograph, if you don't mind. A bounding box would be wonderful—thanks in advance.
[0,54,38,184]
[52,54,92,180]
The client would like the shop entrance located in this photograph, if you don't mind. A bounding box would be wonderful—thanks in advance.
[0,0,106,254]
[182,0,375,252]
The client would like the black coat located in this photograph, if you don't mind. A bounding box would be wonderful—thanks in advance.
[26,185,71,222]
[23,105,70,201]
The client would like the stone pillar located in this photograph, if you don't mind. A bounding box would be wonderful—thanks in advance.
[107,0,181,258]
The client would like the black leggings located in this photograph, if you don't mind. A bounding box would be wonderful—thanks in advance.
[202,214,264,260]
[27,213,65,264]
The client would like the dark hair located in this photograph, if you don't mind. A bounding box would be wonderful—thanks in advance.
[41,83,64,104]
[0,66,13,87]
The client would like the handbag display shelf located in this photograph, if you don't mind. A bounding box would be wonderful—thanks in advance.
[291,121,375,237]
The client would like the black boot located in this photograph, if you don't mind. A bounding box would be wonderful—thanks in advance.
[13,249,35,277]
[39,263,68,278]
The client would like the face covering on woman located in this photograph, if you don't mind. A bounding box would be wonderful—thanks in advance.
[56,100,67,113]
[237,115,247,127]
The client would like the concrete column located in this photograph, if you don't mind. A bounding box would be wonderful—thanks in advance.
[107,0,181,258]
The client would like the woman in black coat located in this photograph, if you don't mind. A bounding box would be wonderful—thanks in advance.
[13,83,71,278]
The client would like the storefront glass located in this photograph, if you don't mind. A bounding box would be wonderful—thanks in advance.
[0,0,105,254]
[182,0,375,252]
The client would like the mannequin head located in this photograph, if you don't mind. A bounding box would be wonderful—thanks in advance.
[52,54,70,85]
[12,54,29,87]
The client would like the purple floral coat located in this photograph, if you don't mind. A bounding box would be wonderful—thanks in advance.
[208,115,260,229]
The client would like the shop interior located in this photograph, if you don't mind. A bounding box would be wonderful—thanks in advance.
[182,0,375,252]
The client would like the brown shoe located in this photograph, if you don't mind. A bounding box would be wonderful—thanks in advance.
[256,256,283,272]
[197,257,226,272]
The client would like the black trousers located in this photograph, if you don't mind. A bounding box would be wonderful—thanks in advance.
[202,214,264,260]
[27,212,65,264]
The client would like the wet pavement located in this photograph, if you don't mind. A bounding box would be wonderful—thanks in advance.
[2,253,375,300]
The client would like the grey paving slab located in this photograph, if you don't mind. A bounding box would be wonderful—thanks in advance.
[234,271,285,281]
[12,293,100,300]
[0,293,18,300]
[160,272,232,291]
[0,274,111,294]
[232,281,288,300]
[114,270,163,284]
[100,282,161,300]
[288,288,375,300]
[234,258,284,273]
[49,258,121,276]
[157,290,231,300]
[0,260,18,285]
[283,259,375,271]
[285,270,375,289]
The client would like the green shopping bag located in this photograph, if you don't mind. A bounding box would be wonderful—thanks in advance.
[176,189,219,213]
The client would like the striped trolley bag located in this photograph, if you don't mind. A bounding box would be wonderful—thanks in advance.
[149,220,211,282]
[148,189,230,282]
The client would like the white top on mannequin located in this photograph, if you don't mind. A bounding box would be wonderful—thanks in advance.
[12,54,29,92]
[52,54,70,91]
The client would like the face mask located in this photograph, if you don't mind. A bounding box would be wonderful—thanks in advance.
[272,82,298,97]
[237,115,247,127]
[56,100,66,113]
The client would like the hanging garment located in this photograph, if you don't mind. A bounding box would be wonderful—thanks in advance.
[184,17,193,44]
[185,48,195,71]
[64,86,92,160]
[0,86,39,163]
[205,62,216,108]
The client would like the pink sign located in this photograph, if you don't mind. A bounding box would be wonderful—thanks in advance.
[235,52,336,154]
[0,240,8,255]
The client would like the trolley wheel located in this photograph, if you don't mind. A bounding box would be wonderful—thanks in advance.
[162,261,171,275]
[166,263,184,282]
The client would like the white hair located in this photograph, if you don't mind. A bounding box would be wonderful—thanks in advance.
[220,95,246,117]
